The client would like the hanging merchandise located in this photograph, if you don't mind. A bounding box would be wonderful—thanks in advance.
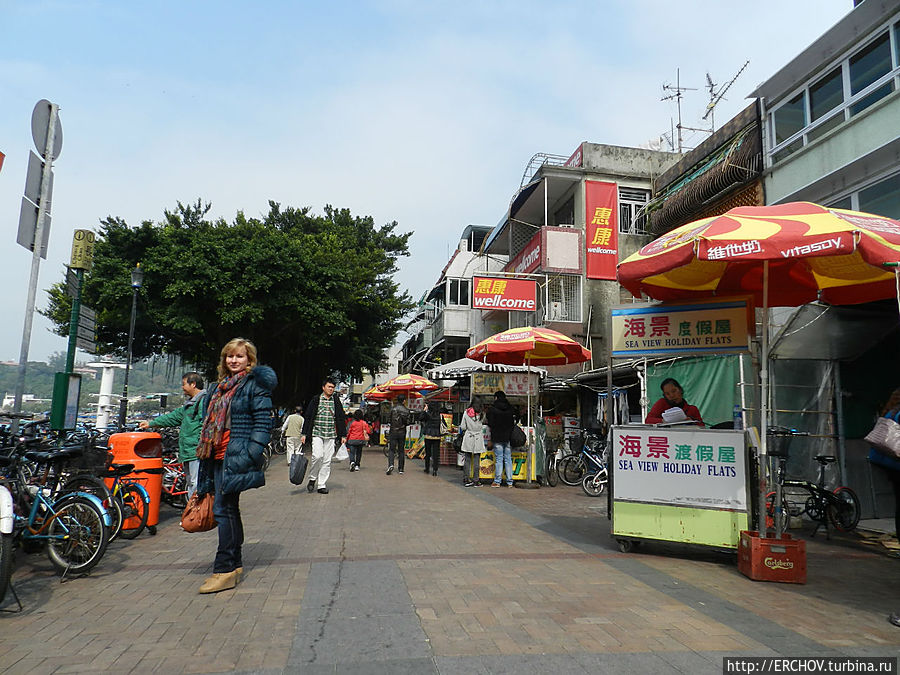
[597,389,630,426]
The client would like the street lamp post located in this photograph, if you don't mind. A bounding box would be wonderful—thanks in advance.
[118,263,143,428]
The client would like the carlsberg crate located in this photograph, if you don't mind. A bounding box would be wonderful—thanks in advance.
[738,530,806,584]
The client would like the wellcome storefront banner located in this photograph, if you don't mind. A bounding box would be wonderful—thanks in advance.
[585,180,618,280]
[472,276,537,311]
[610,298,752,357]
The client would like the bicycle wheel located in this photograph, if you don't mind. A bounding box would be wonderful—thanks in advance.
[0,532,12,605]
[118,483,149,540]
[581,469,607,497]
[46,495,109,575]
[559,456,585,486]
[61,475,122,542]
[545,457,559,487]
[828,486,861,532]
[764,491,791,531]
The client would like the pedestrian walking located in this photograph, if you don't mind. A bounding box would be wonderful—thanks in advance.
[138,371,206,499]
[460,402,486,487]
[419,400,442,476]
[300,377,347,494]
[195,338,277,594]
[281,406,305,466]
[386,394,411,475]
[487,391,516,487]
[346,409,371,471]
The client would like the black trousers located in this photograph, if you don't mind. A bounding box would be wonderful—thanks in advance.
[388,434,406,471]
[424,438,440,472]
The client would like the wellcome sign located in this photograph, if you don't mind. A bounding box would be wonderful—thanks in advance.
[472,277,537,312]
[610,298,752,358]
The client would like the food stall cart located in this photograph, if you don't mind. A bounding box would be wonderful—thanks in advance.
[607,298,755,552]
[610,425,750,552]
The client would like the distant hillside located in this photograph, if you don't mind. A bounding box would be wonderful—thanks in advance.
[0,353,189,413]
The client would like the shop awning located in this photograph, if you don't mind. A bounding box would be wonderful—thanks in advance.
[427,357,546,379]
[770,301,899,361]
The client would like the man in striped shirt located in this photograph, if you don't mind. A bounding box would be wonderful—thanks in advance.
[301,377,347,494]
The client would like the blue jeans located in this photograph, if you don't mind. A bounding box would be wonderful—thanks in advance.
[493,442,513,485]
[213,460,243,573]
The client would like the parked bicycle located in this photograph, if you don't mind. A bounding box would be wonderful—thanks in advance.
[766,430,861,538]
[558,431,607,487]
[0,442,111,579]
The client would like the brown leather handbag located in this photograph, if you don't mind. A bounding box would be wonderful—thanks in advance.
[180,493,217,533]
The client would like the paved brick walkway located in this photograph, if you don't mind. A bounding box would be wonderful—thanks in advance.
[1,447,898,674]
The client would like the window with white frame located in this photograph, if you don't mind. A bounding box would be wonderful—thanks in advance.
[826,170,900,219]
[619,187,650,234]
[544,275,582,323]
[768,17,900,164]
[447,278,470,307]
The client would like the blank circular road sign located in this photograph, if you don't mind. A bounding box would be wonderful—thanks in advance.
[31,99,63,160]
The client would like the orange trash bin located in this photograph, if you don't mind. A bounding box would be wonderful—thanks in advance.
[107,432,164,529]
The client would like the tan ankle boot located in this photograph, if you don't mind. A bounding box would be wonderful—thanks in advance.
[198,571,237,594]
[234,567,243,581]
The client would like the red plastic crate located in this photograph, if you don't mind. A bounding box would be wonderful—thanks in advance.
[738,530,806,584]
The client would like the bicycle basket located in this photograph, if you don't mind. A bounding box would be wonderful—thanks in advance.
[766,427,794,458]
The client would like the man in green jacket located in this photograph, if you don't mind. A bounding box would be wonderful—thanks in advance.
[138,372,206,498]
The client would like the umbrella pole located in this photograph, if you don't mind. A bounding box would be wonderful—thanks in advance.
[518,357,540,489]
[759,261,771,537]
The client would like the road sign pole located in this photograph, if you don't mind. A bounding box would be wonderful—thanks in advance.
[12,102,59,431]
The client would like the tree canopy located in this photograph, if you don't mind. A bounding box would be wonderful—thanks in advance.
[42,200,414,405]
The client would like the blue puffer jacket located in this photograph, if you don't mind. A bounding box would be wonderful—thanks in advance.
[198,365,278,495]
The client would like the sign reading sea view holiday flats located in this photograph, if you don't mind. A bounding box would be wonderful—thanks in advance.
[610,298,752,357]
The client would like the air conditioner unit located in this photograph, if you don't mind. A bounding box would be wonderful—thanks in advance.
[547,301,566,321]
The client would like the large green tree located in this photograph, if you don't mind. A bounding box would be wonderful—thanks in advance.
[42,200,414,405]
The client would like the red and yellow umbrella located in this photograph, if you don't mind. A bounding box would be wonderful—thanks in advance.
[617,202,900,307]
[466,326,591,366]
[362,386,392,401]
[377,374,439,393]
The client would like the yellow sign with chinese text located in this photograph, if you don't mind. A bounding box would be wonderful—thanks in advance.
[611,298,752,357]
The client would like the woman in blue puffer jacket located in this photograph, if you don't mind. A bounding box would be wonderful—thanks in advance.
[195,337,277,594]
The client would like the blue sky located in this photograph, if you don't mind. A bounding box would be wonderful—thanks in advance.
[0,0,853,364]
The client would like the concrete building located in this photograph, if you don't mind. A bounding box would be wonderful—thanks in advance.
[400,225,505,373]
[481,143,677,374]
[753,0,899,214]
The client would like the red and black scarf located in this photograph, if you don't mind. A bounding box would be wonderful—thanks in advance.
[196,371,247,459]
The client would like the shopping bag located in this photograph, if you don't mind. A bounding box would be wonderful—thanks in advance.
[452,431,464,451]
[334,443,350,462]
[289,453,309,485]
[864,416,900,459]
[180,493,216,533]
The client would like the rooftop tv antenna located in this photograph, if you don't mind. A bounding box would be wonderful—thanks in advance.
[661,69,696,154]
[702,60,750,130]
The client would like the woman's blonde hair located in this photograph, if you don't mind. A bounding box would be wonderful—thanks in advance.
[217,337,258,381]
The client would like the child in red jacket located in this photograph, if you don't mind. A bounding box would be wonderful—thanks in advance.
[346,409,372,471]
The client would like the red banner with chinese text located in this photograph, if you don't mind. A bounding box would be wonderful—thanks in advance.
[472,277,537,311]
[585,180,618,280]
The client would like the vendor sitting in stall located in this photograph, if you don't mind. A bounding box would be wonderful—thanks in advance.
[645,378,704,427]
